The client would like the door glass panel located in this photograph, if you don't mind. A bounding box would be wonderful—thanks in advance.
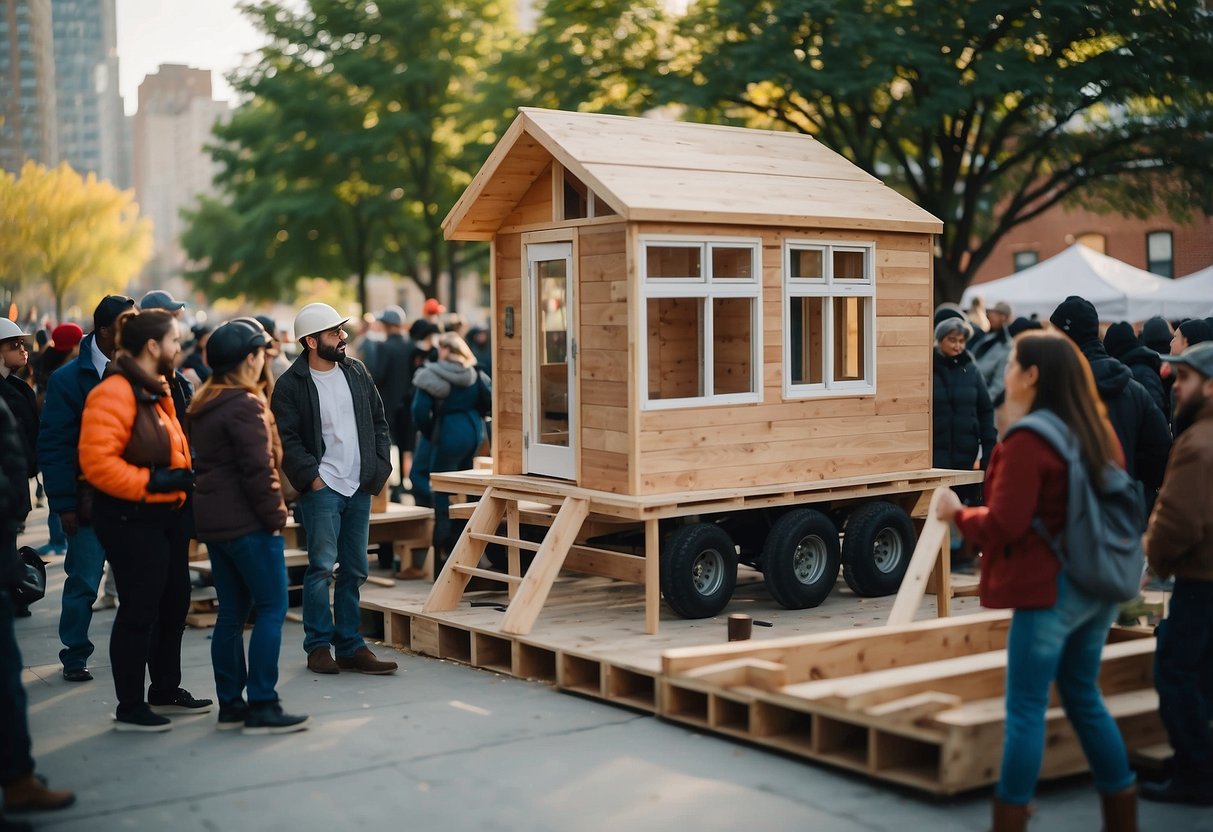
[537,258,569,447]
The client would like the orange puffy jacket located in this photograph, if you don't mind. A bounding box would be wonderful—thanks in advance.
[79,370,190,504]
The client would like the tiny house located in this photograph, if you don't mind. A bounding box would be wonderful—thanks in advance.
[432,109,977,633]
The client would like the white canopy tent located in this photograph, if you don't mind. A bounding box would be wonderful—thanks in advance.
[961,244,1184,323]
[1157,265,1213,319]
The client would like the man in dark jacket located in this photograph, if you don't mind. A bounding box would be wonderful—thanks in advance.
[1104,321,1168,417]
[38,295,134,682]
[138,290,195,422]
[0,395,77,820]
[271,303,395,676]
[1050,296,1172,495]
[370,305,414,500]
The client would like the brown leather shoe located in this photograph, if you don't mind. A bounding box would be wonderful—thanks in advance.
[1101,785,1138,832]
[306,647,339,674]
[3,773,76,812]
[991,797,1030,832]
[336,647,397,675]
[395,566,428,580]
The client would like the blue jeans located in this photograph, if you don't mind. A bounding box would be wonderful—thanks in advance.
[296,487,370,657]
[998,574,1135,805]
[208,532,288,706]
[57,524,107,670]
[1155,578,1213,780]
[47,511,66,548]
[409,437,434,508]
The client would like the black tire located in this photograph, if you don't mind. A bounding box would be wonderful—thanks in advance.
[841,501,916,597]
[761,509,841,609]
[660,523,738,619]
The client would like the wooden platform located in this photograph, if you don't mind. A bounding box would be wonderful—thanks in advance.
[361,574,1165,794]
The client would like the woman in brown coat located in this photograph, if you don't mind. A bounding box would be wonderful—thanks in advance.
[188,319,308,735]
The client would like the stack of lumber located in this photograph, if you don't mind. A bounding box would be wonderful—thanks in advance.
[658,611,1164,794]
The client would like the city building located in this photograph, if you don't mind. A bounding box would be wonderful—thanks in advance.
[0,0,57,172]
[132,63,229,285]
[51,0,125,183]
[971,204,1213,285]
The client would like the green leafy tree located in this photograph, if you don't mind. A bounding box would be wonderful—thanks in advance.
[1,162,151,318]
[186,0,518,312]
[668,0,1213,302]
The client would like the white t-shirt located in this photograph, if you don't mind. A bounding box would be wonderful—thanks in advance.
[311,365,361,497]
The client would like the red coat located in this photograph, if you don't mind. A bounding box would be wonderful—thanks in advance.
[955,430,1069,609]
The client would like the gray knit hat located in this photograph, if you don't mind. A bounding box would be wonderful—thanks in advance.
[934,317,973,343]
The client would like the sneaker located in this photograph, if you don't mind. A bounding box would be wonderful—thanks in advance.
[336,647,398,675]
[216,701,250,731]
[307,647,340,674]
[1140,777,1213,806]
[113,706,172,733]
[148,688,215,715]
[242,702,310,736]
[91,593,118,611]
[62,667,93,683]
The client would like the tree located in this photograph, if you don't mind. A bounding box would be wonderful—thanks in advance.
[668,0,1213,303]
[0,162,151,319]
[185,0,518,313]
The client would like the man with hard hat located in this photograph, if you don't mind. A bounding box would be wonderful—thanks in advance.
[270,303,396,675]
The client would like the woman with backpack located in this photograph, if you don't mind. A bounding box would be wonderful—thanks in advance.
[409,333,490,568]
[936,331,1137,832]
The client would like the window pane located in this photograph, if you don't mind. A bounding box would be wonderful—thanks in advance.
[790,296,825,385]
[833,297,868,382]
[591,192,618,217]
[711,246,753,280]
[1147,231,1173,278]
[790,247,824,280]
[833,249,866,281]
[1013,250,1039,272]
[536,259,569,446]
[713,297,753,395]
[647,297,703,400]
[646,246,702,280]
[563,170,587,220]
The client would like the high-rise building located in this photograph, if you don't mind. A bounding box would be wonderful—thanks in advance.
[51,0,124,183]
[133,64,229,284]
[0,0,58,172]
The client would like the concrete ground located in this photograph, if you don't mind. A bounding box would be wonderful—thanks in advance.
[10,505,1210,832]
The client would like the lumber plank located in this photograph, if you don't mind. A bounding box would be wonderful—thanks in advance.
[500,497,591,635]
[887,488,950,626]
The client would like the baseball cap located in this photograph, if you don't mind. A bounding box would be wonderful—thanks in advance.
[93,295,136,331]
[1160,341,1213,378]
[51,323,84,351]
[422,298,445,316]
[139,290,186,311]
[990,301,1013,316]
[378,305,406,326]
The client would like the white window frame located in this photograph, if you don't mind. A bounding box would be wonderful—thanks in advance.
[783,240,877,399]
[640,234,763,411]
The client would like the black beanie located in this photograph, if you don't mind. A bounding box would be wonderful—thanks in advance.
[1008,317,1043,339]
[1179,318,1213,346]
[933,303,966,326]
[1102,321,1138,359]
[1140,316,1172,353]
[1049,295,1100,345]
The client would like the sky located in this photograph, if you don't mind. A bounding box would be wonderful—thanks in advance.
[115,1,269,115]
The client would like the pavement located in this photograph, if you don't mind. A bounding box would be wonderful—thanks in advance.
[9,505,1212,831]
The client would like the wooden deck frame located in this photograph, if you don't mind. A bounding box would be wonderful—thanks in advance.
[427,468,982,637]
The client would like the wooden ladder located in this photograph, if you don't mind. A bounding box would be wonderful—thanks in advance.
[422,486,591,636]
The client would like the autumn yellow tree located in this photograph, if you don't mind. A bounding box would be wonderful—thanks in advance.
[1,161,152,319]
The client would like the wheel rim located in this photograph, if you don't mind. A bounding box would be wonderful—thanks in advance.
[792,535,828,585]
[692,548,726,596]
[872,528,903,574]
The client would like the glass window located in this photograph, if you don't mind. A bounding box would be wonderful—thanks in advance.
[562,169,587,220]
[1013,250,1039,271]
[784,241,876,397]
[641,237,762,408]
[1147,231,1173,279]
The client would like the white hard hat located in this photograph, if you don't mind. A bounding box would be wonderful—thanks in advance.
[293,303,348,342]
[0,318,30,342]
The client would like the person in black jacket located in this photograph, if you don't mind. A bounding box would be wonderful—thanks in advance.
[370,306,414,501]
[1050,296,1172,497]
[0,320,37,529]
[932,317,997,474]
[1104,321,1169,418]
[0,395,77,822]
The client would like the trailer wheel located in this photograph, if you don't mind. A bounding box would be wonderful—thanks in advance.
[660,523,738,619]
[761,509,841,609]
[842,501,916,597]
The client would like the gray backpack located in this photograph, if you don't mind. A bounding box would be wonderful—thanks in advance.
[1004,410,1147,602]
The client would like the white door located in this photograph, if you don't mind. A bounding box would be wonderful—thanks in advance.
[524,242,577,479]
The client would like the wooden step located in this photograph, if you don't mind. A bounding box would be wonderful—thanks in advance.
[468,532,543,552]
[452,565,523,585]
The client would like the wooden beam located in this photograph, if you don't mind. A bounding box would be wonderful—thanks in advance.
[887,487,950,626]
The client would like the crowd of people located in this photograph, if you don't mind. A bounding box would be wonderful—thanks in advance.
[933,295,1213,829]
[0,291,491,827]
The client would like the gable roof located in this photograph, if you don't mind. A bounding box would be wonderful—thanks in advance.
[443,108,943,241]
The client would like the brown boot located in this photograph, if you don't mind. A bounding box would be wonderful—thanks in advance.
[1100,786,1137,832]
[3,773,76,812]
[991,797,1030,832]
[306,647,339,674]
[336,647,398,675]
